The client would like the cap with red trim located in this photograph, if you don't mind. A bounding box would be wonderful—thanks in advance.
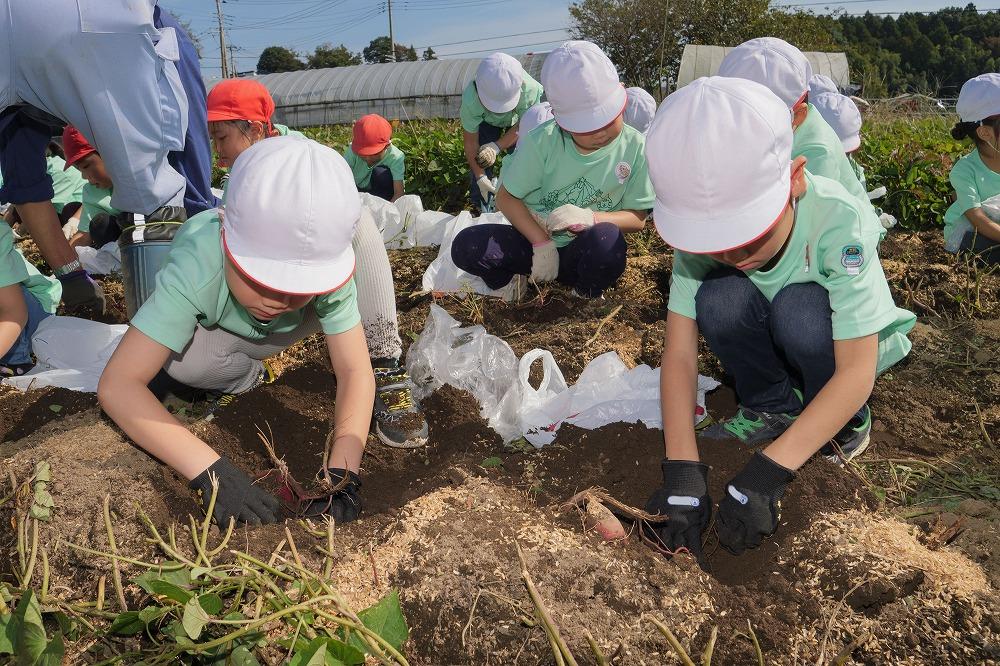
[207,79,275,124]
[718,37,813,110]
[223,135,359,295]
[646,77,793,254]
[62,125,97,170]
[351,114,393,156]
[541,41,627,133]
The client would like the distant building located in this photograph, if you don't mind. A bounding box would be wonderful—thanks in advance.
[204,53,550,128]
[676,44,850,91]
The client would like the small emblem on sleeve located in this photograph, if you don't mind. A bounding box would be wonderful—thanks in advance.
[615,161,632,184]
[841,244,864,275]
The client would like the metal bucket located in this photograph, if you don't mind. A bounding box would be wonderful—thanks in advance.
[118,222,181,318]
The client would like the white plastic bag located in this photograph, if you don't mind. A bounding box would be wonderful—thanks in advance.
[421,211,511,297]
[3,316,127,392]
[76,241,121,275]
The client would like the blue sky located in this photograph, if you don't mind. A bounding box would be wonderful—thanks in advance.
[162,0,974,77]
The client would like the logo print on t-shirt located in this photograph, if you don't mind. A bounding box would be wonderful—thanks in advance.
[615,161,631,184]
[539,177,614,213]
[841,244,864,275]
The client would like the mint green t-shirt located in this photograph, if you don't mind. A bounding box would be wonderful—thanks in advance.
[47,156,86,214]
[794,105,870,208]
[0,223,61,314]
[848,156,867,190]
[668,172,915,375]
[943,149,1000,252]
[500,121,655,248]
[343,143,405,189]
[459,74,544,134]
[78,184,121,233]
[131,210,360,354]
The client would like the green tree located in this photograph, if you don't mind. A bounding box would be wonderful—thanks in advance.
[423,47,437,60]
[256,46,304,74]
[363,36,420,63]
[307,43,361,69]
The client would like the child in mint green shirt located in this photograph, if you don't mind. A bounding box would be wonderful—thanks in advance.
[943,73,1000,265]
[451,41,654,300]
[641,77,914,561]
[342,114,405,202]
[0,222,61,376]
[62,128,127,249]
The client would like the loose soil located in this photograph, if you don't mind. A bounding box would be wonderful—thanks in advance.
[1,229,999,663]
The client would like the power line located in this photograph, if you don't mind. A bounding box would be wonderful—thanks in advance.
[436,38,568,58]
[411,27,569,51]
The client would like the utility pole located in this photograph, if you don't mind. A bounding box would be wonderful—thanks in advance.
[227,44,239,76]
[387,0,395,62]
[215,0,229,78]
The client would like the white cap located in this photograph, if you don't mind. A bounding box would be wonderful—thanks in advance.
[518,102,554,136]
[812,92,862,152]
[476,53,525,114]
[224,135,358,295]
[718,37,813,109]
[624,87,657,134]
[956,73,1000,123]
[646,77,792,254]
[809,73,839,96]
[541,40,627,133]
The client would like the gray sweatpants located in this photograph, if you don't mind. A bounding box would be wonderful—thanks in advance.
[162,209,402,394]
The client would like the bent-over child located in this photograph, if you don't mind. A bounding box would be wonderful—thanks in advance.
[343,115,405,203]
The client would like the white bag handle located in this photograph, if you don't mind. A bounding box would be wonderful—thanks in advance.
[517,349,567,397]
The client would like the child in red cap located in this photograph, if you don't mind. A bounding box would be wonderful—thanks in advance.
[343,114,405,203]
[61,126,127,250]
[206,79,428,449]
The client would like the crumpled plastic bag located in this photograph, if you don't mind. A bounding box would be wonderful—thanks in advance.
[76,241,121,275]
[362,193,452,249]
[3,316,127,393]
[421,211,511,298]
[406,305,719,446]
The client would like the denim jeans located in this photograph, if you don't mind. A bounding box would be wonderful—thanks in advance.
[361,165,394,202]
[959,230,1000,266]
[468,122,504,212]
[695,268,837,414]
[450,222,627,297]
[1,286,51,367]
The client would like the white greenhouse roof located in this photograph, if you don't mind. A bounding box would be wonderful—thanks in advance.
[676,44,850,90]
[205,53,550,127]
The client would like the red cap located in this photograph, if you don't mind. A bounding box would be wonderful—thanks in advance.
[62,125,97,170]
[207,79,275,123]
[351,114,392,156]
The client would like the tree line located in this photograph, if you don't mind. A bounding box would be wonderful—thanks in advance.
[253,3,999,98]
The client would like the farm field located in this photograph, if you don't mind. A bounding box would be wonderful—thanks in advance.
[2,118,999,664]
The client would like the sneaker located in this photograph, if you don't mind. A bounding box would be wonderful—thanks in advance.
[373,361,429,448]
[702,406,798,445]
[821,405,871,465]
[0,362,34,378]
[497,275,527,303]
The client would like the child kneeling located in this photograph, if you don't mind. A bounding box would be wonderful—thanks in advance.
[451,41,654,299]
[98,136,374,526]
[642,77,915,559]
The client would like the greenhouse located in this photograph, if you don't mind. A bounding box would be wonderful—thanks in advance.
[676,44,850,89]
[205,53,550,127]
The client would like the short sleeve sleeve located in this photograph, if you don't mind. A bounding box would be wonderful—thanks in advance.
[314,277,361,335]
[666,251,717,321]
[0,225,29,289]
[620,146,655,212]
[129,255,202,353]
[388,147,405,181]
[460,82,485,134]
[498,133,544,201]
[950,158,981,217]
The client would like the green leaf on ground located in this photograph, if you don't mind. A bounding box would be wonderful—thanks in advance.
[36,632,64,666]
[181,596,210,640]
[288,638,331,666]
[0,613,14,654]
[133,571,192,604]
[198,593,223,616]
[348,590,408,655]
[109,611,145,636]
[479,457,503,469]
[47,405,62,414]
[13,591,47,665]
[33,462,51,483]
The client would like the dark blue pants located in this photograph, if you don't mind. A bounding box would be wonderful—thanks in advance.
[959,230,1000,266]
[450,223,627,297]
[468,123,504,212]
[361,165,394,202]
[1,287,50,367]
[154,7,219,217]
[0,109,60,205]
[695,269,837,413]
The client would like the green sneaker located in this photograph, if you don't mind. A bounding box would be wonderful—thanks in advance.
[702,406,798,445]
[821,406,871,465]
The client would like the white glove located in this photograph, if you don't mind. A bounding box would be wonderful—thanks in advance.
[530,240,559,282]
[879,212,897,230]
[867,186,887,201]
[476,174,497,200]
[476,142,501,169]
[545,204,596,234]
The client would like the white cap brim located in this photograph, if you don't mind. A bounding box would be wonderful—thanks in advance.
[653,179,791,254]
[554,87,628,133]
[224,230,356,296]
[841,133,861,152]
[481,90,521,114]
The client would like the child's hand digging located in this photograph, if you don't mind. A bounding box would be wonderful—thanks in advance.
[643,460,711,562]
[715,451,795,555]
[189,456,281,526]
[302,467,362,523]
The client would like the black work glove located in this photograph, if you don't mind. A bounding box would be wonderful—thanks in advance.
[716,451,795,555]
[58,270,106,316]
[302,468,362,523]
[643,460,711,561]
[189,457,282,526]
